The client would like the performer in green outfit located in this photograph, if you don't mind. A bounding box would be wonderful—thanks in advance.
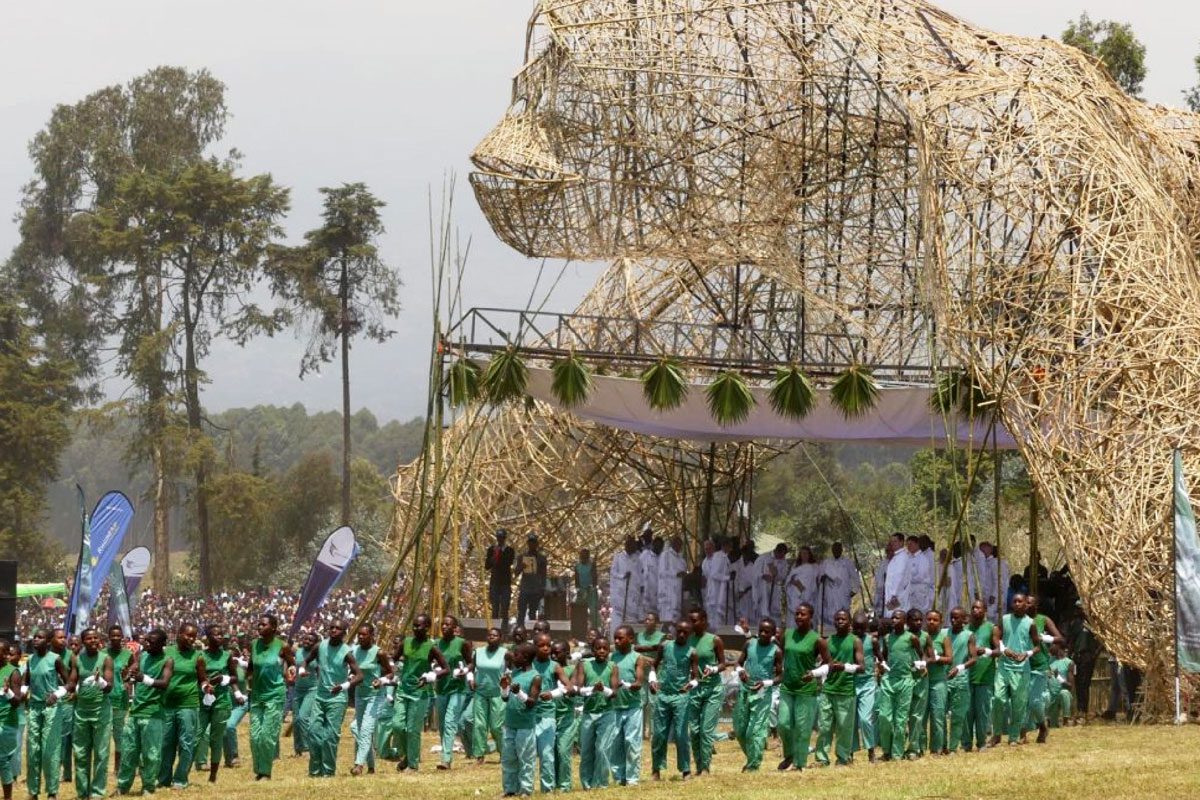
[904,609,933,759]
[1022,595,1065,744]
[850,613,879,763]
[734,619,781,771]
[923,610,953,756]
[69,628,115,798]
[610,626,646,786]
[877,610,920,762]
[649,620,696,780]
[990,593,1036,746]
[944,607,977,753]
[574,549,600,630]
[1047,642,1076,728]
[434,615,473,770]
[247,614,295,780]
[777,603,829,772]
[550,641,581,790]
[104,625,132,777]
[530,633,569,791]
[301,621,360,777]
[965,600,996,751]
[1,639,25,800]
[291,632,318,757]
[471,627,508,762]
[196,624,236,783]
[24,627,70,800]
[390,613,447,772]
[116,628,173,795]
[686,608,726,775]
[500,644,541,797]
[575,636,618,789]
[635,614,665,740]
[158,623,207,789]
[815,610,862,767]
[349,623,392,776]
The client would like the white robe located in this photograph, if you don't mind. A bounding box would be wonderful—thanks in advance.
[639,549,660,617]
[733,558,758,624]
[907,549,935,612]
[609,551,643,632]
[657,548,686,623]
[873,556,891,617]
[983,556,1011,618]
[818,556,857,627]
[702,552,733,626]
[786,562,820,617]
[885,550,911,613]
[757,554,790,625]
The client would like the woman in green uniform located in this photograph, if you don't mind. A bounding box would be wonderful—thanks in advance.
[434,615,473,770]
[158,623,207,789]
[777,603,828,771]
[904,609,933,759]
[24,627,70,800]
[944,607,977,753]
[350,623,393,776]
[1047,642,1076,727]
[116,628,173,795]
[471,627,508,762]
[500,644,541,797]
[302,621,360,777]
[649,620,696,781]
[390,613,447,772]
[104,626,131,777]
[734,618,781,771]
[196,624,236,783]
[69,627,115,798]
[685,608,726,775]
[7,643,24,785]
[610,626,646,786]
[815,610,861,767]
[1,639,24,800]
[923,610,952,756]
[635,614,665,740]
[877,610,919,762]
[1022,595,1064,744]
[965,600,996,750]
[850,613,879,763]
[990,593,1036,746]
[247,614,295,780]
[530,633,567,791]
[574,550,600,630]
[575,635,618,789]
[291,632,318,758]
[550,641,580,790]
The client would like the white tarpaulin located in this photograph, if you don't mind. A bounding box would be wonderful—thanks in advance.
[525,367,1019,448]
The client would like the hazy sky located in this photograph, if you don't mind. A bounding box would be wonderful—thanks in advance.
[2,1,1195,423]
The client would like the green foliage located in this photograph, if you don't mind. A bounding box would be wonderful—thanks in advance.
[706,370,756,426]
[550,353,593,408]
[1186,51,1200,112]
[768,365,816,420]
[830,365,879,419]
[1062,13,1147,98]
[482,347,529,404]
[640,356,688,411]
[447,358,482,407]
[931,370,993,418]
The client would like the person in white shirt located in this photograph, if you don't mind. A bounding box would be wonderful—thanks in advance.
[609,537,644,633]
[884,534,911,613]
[873,541,895,618]
[906,535,935,612]
[817,542,858,631]
[786,546,820,618]
[980,542,1011,620]
[701,538,733,627]
[733,545,758,624]
[756,544,790,626]
[657,536,687,623]
[639,534,660,618]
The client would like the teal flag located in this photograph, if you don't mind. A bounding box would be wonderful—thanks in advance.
[1175,449,1200,674]
[107,560,132,637]
[65,485,94,635]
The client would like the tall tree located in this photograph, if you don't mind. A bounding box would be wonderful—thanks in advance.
[272,184,400,525]
[89,158,290,592]
[1185,49,1200,112]
[1061,13,1148,98]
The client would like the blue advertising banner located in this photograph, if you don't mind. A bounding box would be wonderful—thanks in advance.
[288,526,358,637]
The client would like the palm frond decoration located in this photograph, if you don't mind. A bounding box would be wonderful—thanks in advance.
[706,370,756,426]
[550,352,593,408]
[768,365,816,420]
[447,357,482,407]
[482,346,528,404]
[640,356,688,411]
[931,369,995,417]
[830,364,879,419]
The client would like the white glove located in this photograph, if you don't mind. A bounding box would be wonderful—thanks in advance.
[500,688,511,700]
[843,664,860,674]
[570,652,583,664]
[620,680,631,689]
[1040,634,1054,645]
[516,690,529,703]
[879,661,891,673]
[601,686,614,698]
[297,667,307,678]
[1,689,12,700]
[235,657,249,669]
[685,679,698,689]
[53,686,68,699]
[648,669,658,684]
[761,678,774,688]
[579,686,594,697]
[809,664,830,680]
[82,675,96,686]
[339,681,351,692]
[219,675,233,686]
[234,690,248,703]
[1024,649,1035,658]
[702,665,718,677]
[97,678,109,690]
[141,675,156,687]
[467,673,476,689]
[913,660,927,671]
[1056,675,1068,685]
[19,685,29,697]
[549,686,566,699]
[202,693,216,707]
[979,647,993,658]
[948,665,961,679]
[421,670,438,684]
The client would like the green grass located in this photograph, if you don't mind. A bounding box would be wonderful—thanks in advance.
[98,718,1200,800]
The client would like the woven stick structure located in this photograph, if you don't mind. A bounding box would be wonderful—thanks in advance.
[390,0,1200,702]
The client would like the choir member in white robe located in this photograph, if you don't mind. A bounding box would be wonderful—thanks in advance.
[884,540,911,613]
[657,536,687,624]
[906,537,936,612]
[786,547,820,617]
[733,548,758,624]
[757,544,790,626]
[701,539,733,626]
[817,542,858,630]
[609,537,644,633]
[873,544,893,617]
[639,540,660,617]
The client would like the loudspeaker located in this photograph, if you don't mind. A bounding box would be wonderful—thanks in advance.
[0,559,15,643]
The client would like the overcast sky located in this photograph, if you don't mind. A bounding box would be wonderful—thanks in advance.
[1,1,1195,423]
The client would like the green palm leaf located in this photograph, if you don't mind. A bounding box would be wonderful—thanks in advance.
[931,369,994,417]
[482,346,528,404]
[768,365,816,420]
[447,357,482,407]
[830,364,880,419]
[550,352,593,408]
[640,357,688,411]
[706,370,756,426]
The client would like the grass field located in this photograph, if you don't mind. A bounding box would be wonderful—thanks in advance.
[83,717,1200,800]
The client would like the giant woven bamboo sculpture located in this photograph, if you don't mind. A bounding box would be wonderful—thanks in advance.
[456,0,1200,690]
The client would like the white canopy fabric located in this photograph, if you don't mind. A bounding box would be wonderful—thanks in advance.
[525,367,1019,448]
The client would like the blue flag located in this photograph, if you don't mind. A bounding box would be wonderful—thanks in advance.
[65,485,92,635]
[289,526,359,638]
[1175,450,1200,674]
[84,492,135,615]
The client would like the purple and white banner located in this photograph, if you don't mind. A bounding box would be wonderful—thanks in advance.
[289,526,359,637]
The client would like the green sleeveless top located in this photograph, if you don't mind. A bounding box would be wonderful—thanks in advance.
[582,659,613,713]
[927,630,948,683]
[0,664,17,727]
[26,650,62,705]
[532,657,558,718]
[884,631,918,684]
[317,640,350,694]
[294,647,316,694]
[555,663,578,715]
[658,642,693,694]
[74,650,109,715]
[107,646,132,709]
[855,634,877,688]
[688,632,719,686]
[400,637,435,695]
[824,633,857,696]
[782,628,819,696]
[504,669,538,730]
[353,645,381,698]
[1049,656,1073,682]
[744,639,778,686]
[949,628,972,683]
[636,631,666,650]
[612,649,640,709]
[1000,614,1034,673]
[164,645,200,709]
[575,562,594,590]
[968,621,995,685]
[130,651,167,719]
[251,638,286,702]
[474,646,508,699]
[436,637,467,694]
[1030,614,1050,671]
[204,648,232,709]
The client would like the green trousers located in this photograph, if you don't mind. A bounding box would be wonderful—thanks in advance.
[158,707,198,788]
[991,668,1029,743]
[306,692,348,777]
[778,691,818,768]
[907,676,929,755]
[611,705,643,785]
[250,696,284,777]
[110,703,127,760]
[926,679,948,753]
[1025,671,1050,730]
[688,681,722,772]
[1048,686,1072,727]
[351,692,385,768]
[852,679,876,752]
[196,704,231,769]
[877,678,913,760]
[732,687,771,770]
[500,726,535,795]
[471,695,504,759]
[73,705,112,798]
[966,683,992,748]
[292,687,315,755]
[223,702,246,765]
[392,692,431,769]
[26,701,63,796]
[375,694,397,759]
[946,677,971,752]
[117,716,163,794]
[436,691,469,766]
[578,588,600,629]
[815,692,855,766]
[651,692,690,775]
[0,724,18,786]
[578,710,614,789]
[554,706,580,790]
